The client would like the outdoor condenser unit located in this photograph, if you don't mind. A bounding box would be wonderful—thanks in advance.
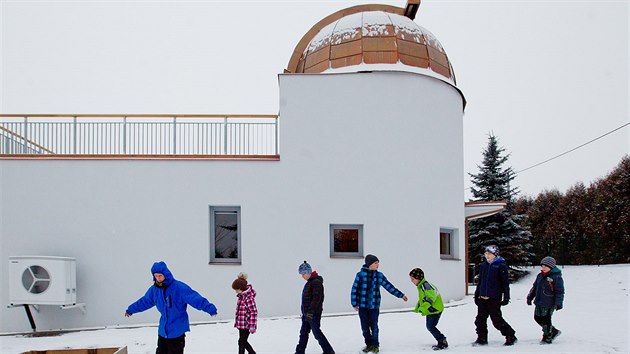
[9,256,77,306]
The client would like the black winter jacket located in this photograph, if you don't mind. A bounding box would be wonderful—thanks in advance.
[301,273,324,316]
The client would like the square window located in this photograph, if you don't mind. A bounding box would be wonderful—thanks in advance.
[440,227,459,259]
[210,206,241,264]
[330,224,363,257]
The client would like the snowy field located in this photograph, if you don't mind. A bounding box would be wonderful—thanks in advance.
[2,264,628,354]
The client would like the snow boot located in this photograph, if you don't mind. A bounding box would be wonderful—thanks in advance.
[370,346,379,353]
[550,327,561,341]
[432,339,449,350]
[541,335,552,344]
[504,335,518,346]
[472,337,488,346]
[361,346,371,353]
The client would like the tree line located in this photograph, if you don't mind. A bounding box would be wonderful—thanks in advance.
[513,156,630,265]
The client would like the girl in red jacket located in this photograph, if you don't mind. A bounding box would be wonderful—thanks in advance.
[232,273,258,354]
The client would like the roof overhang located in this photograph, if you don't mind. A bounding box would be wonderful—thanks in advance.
[465,201,507,220]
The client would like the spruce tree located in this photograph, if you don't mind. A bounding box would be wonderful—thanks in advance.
[468,134,534,277]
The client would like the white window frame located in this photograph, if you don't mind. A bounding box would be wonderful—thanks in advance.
[440,227,459,260]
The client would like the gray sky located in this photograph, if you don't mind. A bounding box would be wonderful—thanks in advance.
[1,0,628,197]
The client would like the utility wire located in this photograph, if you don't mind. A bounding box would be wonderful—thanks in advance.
[464,121,630,191]
[516,121,629,174]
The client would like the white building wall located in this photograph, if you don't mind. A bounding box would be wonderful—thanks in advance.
[0,71,464,333]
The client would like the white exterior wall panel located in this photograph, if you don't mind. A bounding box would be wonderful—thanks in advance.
[0,71,465,332]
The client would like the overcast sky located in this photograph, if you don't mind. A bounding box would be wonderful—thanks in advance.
[1,0,628,197]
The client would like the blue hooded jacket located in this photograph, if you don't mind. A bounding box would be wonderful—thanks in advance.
[126,261,218,338]
[474,257,510,302]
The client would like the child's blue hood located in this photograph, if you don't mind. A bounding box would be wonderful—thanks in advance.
[151,261,175,286]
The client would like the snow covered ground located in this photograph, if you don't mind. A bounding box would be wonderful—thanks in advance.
[2,264,628,354]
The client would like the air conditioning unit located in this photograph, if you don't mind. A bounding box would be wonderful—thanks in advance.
[9,256,77,306]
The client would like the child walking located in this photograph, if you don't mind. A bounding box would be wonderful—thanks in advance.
[409,268,448,350]
[232,273,257,354]
[295,261,335,354]
[351,254,408,353]
[526,256,565,344]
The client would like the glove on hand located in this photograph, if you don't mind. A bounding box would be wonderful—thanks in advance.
[526,299,532,306]
[305,313,314,322]
[555,304,563,311]
[500,298,510,306]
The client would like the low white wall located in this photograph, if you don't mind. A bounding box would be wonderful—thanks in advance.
[0,71,465,333]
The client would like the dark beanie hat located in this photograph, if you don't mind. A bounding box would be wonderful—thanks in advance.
[364,254,379,266]
[231,272,248,291]
[409,268,424,280]
[540,256,557,268]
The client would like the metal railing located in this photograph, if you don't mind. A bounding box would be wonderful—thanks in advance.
[0,114,279,158]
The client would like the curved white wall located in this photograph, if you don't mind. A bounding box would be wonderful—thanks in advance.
[0,71,465,332]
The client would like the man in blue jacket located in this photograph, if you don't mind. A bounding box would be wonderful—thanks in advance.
[473,245,517,346]
[125,261,218,354]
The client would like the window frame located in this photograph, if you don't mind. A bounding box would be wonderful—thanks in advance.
[209,206,242,264]
[439,227,459,260]
[329,224,364,258]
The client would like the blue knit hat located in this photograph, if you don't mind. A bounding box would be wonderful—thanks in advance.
[298,261,312,274]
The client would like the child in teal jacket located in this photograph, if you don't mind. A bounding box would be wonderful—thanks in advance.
[409,268,448,350]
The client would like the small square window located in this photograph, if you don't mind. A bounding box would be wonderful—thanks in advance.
[210,206,241,264]
[330,224,363,257]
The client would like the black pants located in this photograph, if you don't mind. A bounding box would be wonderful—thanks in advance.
[474,298,515,339]
[238,329,256,354]
[156,334,185,354]
[295,313,335,354]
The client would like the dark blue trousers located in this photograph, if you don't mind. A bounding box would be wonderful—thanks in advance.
[358,308,380,347]
[295,313,334,354]
[426,313,446,341]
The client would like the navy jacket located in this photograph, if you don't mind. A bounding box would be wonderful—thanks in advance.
[527,267,565,308]
[126,261,218,338]
[474,257,510,302]
[351,265,404,309]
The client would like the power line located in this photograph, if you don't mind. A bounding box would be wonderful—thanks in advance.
[516,121,629,174]
[464,121,630,191]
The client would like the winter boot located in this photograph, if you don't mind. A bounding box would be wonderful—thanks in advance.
[370,346,379,353]
[541,335,552,344]
[361,346,375,353]
[550,327,561,341]
[504,335,518,346]
[472,337,488,346]
[432,339,449,350]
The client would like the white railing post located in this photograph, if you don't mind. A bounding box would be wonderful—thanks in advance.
[172,117,177,154]
[223,116,228,154]
[73,116,77,154]
[123,116,127,154]
[275,117,279,155]
[23,116,28,154]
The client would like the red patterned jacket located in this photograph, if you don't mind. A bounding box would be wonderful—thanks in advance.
[234,285,258,332]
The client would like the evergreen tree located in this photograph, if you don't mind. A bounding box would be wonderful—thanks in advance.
[468,134,534,276]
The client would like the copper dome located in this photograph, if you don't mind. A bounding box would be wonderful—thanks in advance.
[286,5,456,86]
